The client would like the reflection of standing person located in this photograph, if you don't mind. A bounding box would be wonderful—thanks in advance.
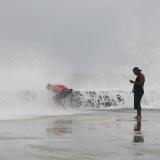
[133,118,144,143]
[130,67,145,120]
[134,118,141,131]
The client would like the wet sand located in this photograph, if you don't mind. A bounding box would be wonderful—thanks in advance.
[0,110,160,160]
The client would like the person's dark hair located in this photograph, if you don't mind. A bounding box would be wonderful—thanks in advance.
[133,67,142,72]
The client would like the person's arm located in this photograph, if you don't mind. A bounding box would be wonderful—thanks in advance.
[129,80,135,83]
[130,74,145,85]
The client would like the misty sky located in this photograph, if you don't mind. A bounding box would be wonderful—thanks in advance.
[0,0,160,88]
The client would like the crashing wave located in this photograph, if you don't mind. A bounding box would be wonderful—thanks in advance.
[65,91,126,108]
[0,89,158,109]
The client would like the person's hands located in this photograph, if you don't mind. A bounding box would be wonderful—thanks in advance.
[129,80,134,83]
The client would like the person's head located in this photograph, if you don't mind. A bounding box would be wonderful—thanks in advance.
[70,89,73,92]
[46,84,52,91]
[133,67,142,75]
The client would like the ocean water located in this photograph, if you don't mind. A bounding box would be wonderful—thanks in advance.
[0,0,160,159]
[0,44,159,120]
[0,87,159,120]
[0,44,159,160]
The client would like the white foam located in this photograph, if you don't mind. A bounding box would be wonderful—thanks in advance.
[0,90,80,120]
[0,88,159,120]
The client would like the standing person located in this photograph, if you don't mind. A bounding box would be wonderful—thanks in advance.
[46,84,73,106]
[130,67,145,119]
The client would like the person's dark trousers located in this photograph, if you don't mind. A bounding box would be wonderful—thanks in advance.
[134,92,144,116]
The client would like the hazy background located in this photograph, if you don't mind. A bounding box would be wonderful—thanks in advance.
[0,0,160,90]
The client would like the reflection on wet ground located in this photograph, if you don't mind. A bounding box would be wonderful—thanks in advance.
[47,120,73,135]
[0,110,160,160]
[133,119,144,143]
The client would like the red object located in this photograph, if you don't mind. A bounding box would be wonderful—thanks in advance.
[52,85,68,93]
